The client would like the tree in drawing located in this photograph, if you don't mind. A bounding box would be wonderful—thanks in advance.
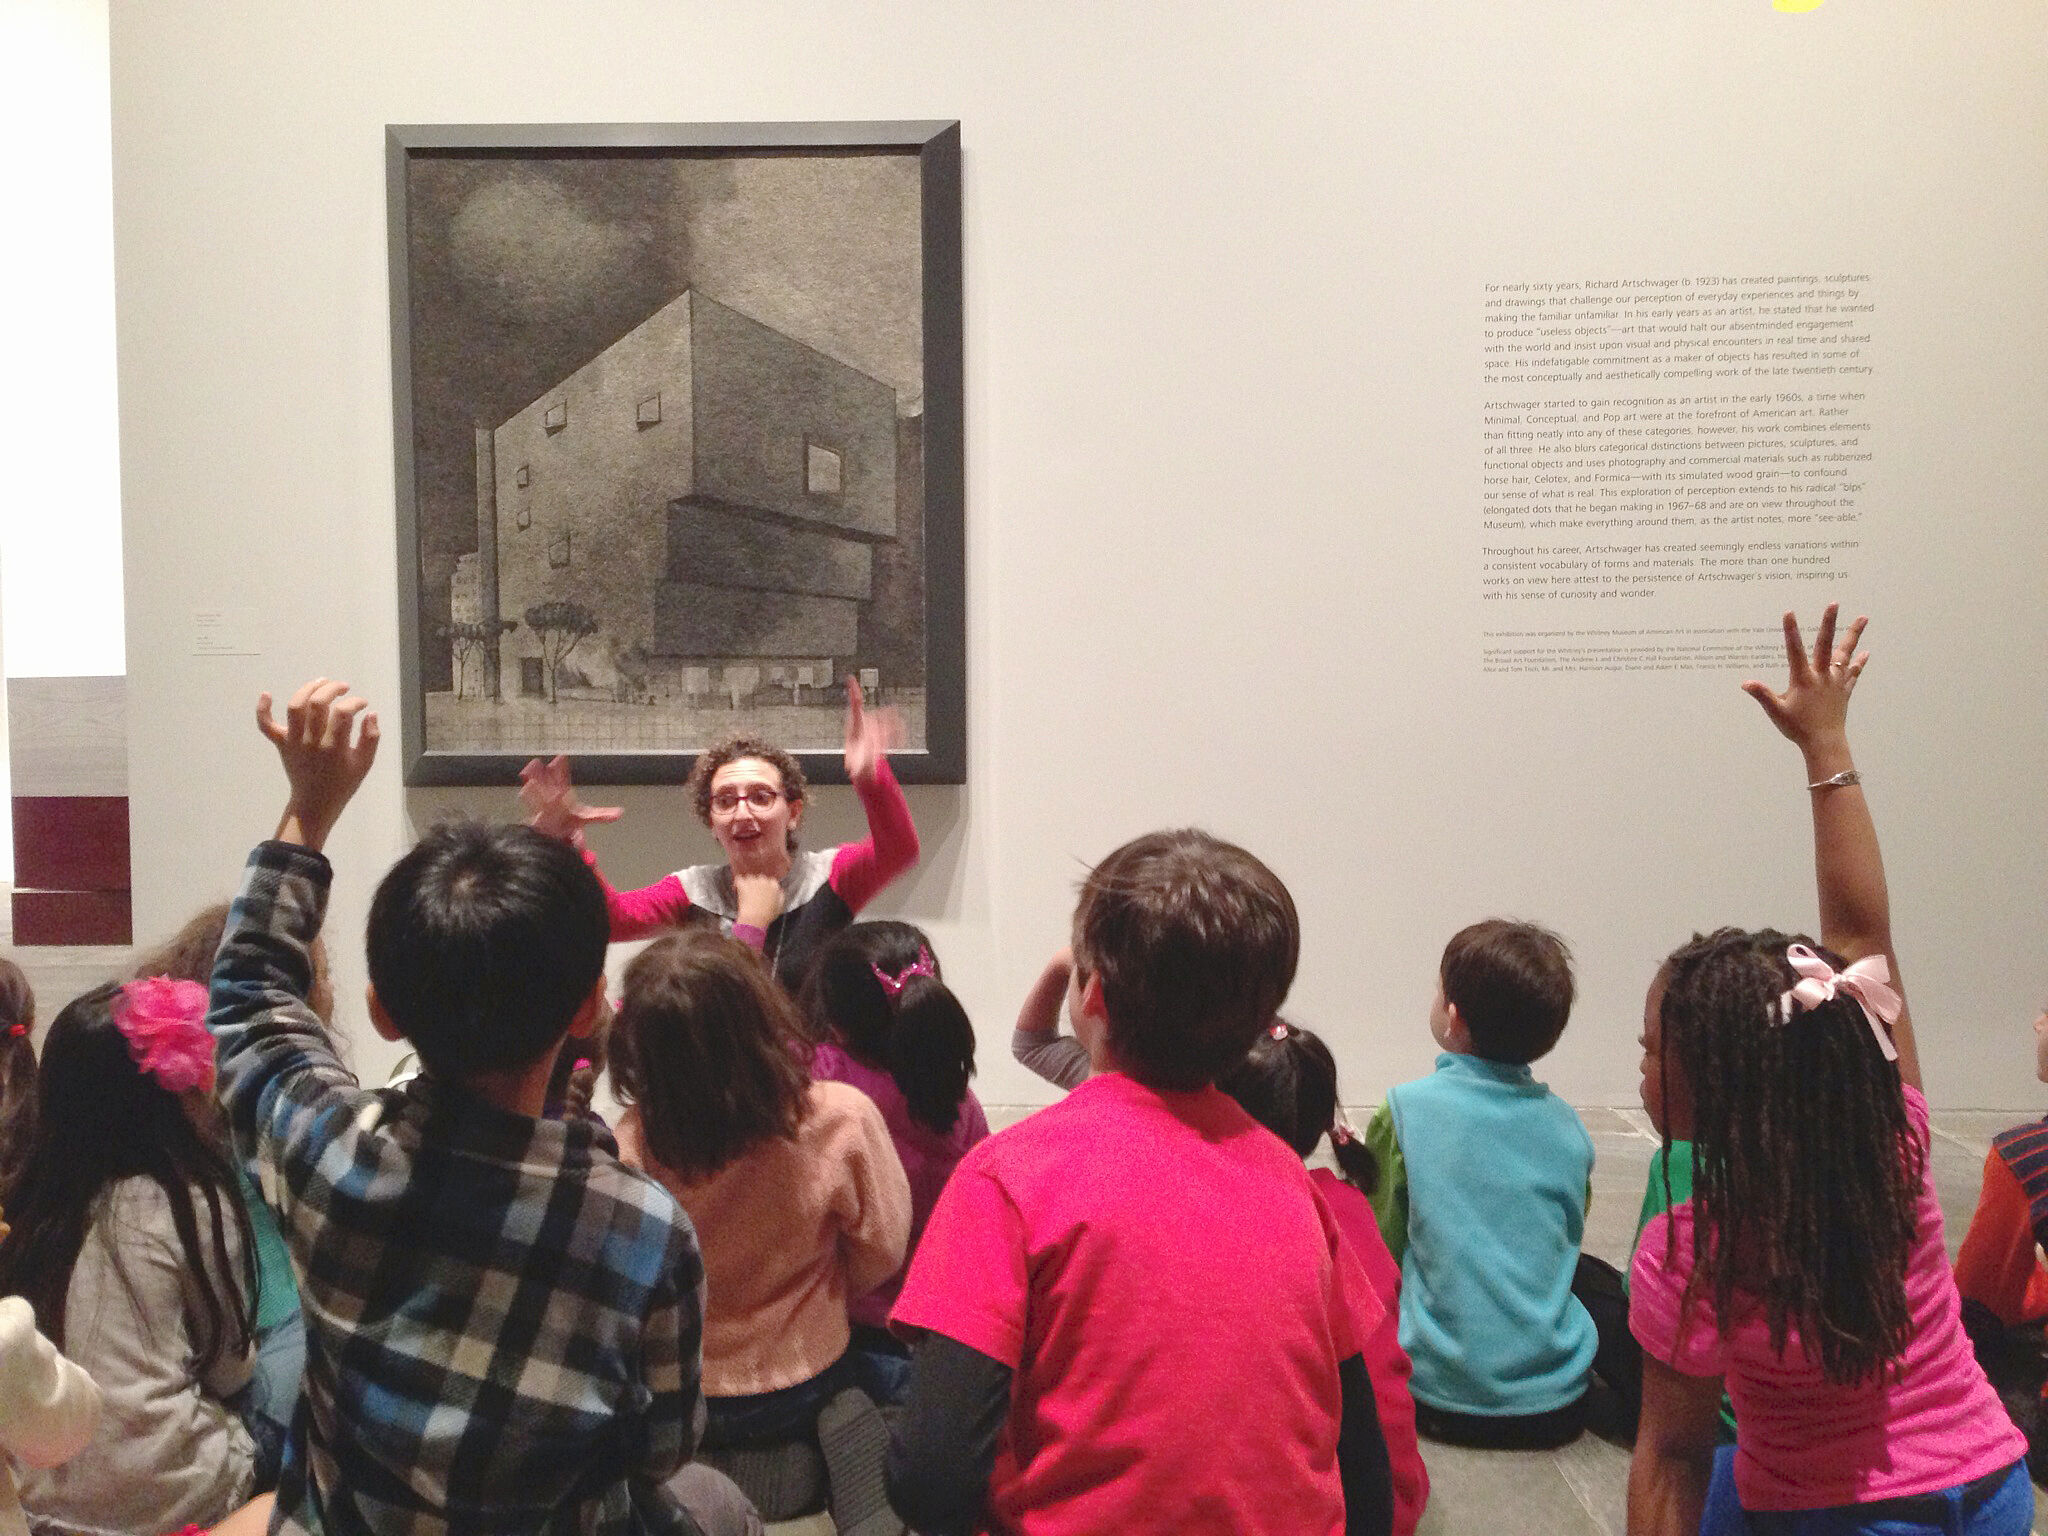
[523,601,600,705]
[442,619,516,699]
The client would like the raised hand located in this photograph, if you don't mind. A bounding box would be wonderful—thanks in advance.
[1741,604,1869,753]
[257,679,380,851]
[518,756,623,842]
[842,675,902,788]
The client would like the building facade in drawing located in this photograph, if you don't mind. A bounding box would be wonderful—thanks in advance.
[470,288,902,710]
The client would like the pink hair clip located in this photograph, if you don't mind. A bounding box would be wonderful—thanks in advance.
[870,947,937,999]
[1776,943,1901,1062]
[5,1022,25,1039]
[1268,1022,1290,1041]
[114,977,216,1094]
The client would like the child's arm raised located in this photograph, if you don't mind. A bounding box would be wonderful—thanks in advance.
[1741,606,1918,1089]
[211,681,382,1206]
[259,678,380,853]
[1010,948,1091,1091]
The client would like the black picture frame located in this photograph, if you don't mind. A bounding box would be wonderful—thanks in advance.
[387,120,964,786]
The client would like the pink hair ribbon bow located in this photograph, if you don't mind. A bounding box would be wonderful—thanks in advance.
[1776,944,1901,1062]
[114,976,217,1093]
[870,947,937,999]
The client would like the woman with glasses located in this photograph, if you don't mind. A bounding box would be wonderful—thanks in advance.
[520,678,919,992]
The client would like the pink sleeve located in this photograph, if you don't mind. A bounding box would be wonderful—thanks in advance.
[829,759,919,913]
[889,1158,1030,1367]
[1310,1181,1382,1361]
[580,843,692,940]
[1629,1206,1726,1377]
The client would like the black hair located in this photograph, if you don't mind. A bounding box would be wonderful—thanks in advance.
[1659,927,1920,1384]
[610,931,812,1178]
[1216,1019,1378,1193]
[0,982,254,1368]
[0,960,35,1198]
[1073,829,1299,1092]
[1440,918,1576,1065]
[366,820,609,1078]
[802,921,976,1136]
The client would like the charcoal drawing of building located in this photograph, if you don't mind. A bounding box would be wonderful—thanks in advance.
[470,288,903,712]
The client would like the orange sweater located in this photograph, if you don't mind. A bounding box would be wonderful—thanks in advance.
[1953,1147,2048,1327]
[618,1081,910,1396]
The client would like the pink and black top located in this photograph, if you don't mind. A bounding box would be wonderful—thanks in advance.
[583,759,919,991]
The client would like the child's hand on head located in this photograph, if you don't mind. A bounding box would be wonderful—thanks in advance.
[1741,604,1869,752]
[733,873,785,931]
[257,679,380,852]
[518,755,622,842]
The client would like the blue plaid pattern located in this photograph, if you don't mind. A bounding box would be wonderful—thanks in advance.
[209,842,706,1535]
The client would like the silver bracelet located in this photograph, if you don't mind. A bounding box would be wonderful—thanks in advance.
[1806,769,1861,791]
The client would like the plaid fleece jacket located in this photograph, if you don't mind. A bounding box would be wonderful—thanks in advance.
[208,841,705,1535]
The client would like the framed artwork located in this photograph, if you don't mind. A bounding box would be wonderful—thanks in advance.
[386,120,964,785]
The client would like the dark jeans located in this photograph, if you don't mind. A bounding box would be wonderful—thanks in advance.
[704,1345,910,1448]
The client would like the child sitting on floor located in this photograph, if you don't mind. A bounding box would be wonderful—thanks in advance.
[1365,919,1598,1448]
[207,678,724,1533]
[1218,1020,1428,1536]
[610,930,911,1533]
[0,1240,101,1536]
[1628,607,2028,1536]
[1950,997,2048,1484]
[887,828,1393,1536]
[133,903,315,1484]
[0,977,261,1531]
[802,920,989,1349]
[0,962,38,1197]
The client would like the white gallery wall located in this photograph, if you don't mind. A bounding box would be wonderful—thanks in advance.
[1,0,129,883]
[109,2,2047,1106]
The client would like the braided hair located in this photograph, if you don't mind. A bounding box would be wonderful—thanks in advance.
[1659,926,1920,1384]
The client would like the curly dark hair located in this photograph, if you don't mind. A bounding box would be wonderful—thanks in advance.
[683,736,809,854]
[1658,926,1921,1384]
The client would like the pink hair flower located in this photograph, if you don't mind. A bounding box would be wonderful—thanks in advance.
[114,976,216,1094]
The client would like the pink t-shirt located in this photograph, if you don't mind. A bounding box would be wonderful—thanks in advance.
[1630,1084,2025,1510]
[891,1072,1376,1536]
[810,1041,990,1330]
[1311,1168,1428,1536]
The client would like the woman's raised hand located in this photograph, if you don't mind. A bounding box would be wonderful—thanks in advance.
[1741,604,1869,751]
[842,675,902,788]
[519,755,623,842]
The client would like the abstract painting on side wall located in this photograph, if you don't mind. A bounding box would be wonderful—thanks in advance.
[387,121,963,785]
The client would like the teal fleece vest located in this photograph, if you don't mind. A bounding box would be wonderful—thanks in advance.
[1389,1052,1597,1415]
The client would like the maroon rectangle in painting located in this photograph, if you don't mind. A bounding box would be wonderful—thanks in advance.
[12,889,133,946]
[12,797,131,893]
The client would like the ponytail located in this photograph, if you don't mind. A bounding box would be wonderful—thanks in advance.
[1217,1019,1376,1194]
[1328,1121,1379,1197]
[884,975,976,1136]
[0,959,35,1199]
[804,922,978,1137]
